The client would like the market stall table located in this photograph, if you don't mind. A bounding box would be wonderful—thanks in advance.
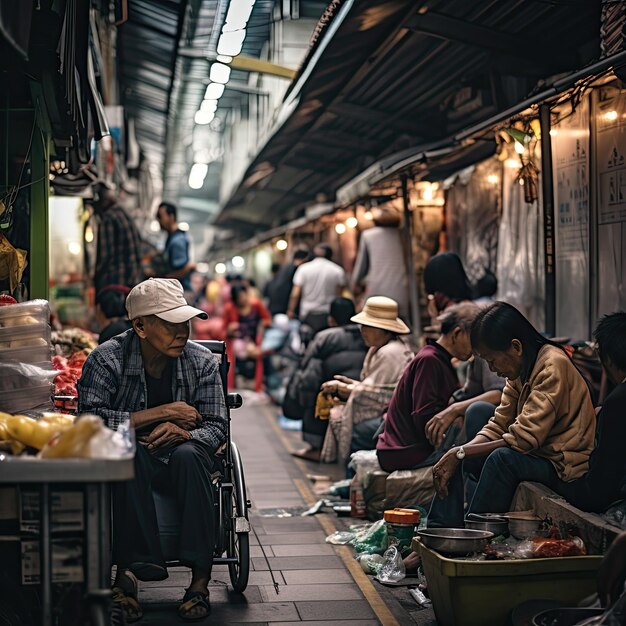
[0,454,134,626]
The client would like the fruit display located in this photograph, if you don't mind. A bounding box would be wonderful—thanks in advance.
[52,350,90,397]
[51,328,97,358]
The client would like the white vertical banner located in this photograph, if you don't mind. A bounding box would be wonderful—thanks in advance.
[552,96,590,340]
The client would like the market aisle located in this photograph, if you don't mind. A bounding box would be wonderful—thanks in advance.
[138,395,398,625]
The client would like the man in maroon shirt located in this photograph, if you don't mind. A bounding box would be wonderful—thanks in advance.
[376,304,479,472]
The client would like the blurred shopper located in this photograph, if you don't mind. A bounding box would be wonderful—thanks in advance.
[351,207,409,319]
[93,184,144,293]
[423,251,473,317]
[223,284,271,359]
[264,250,309,316]
[156,202,195,293]
[376,304,480,472]
[95,285,132,344]
[288,243,346,333]
[284,297,367,461]
[320,297,414,466]
[428,302,595,528]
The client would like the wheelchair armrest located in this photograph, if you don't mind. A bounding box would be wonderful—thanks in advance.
[227,393,243,409]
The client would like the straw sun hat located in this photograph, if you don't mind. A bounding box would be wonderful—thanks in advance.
[350,296,410,334]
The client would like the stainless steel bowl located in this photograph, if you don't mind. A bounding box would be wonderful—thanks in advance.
[505,515,548,539]
[416,528,494,555]
[465,513,509,537]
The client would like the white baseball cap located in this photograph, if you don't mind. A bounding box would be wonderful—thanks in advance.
[125,278,208,323]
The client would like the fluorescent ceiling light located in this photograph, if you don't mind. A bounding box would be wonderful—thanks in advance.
[223,0,255,32]
[188,163,209,189]
[210,62,231,84]
[201,99,218,113]
[194,109,215,125]
[218,30,246,57]
[204,83,225,100]
[216,55,233,63]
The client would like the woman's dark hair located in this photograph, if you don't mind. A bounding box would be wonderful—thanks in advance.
[473,268,498,299]
[470,301,564,381]
[330,297,356,326]
[423,252,472,302]
[594,311,626,372]
[231,284,248,305]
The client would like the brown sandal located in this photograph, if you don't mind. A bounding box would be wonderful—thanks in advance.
[178,590,210,621]
[111,585,143,623]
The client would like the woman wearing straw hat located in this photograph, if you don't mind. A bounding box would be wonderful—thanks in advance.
[320,296,414,465]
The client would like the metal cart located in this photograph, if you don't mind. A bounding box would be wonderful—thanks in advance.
[0,454,134,626]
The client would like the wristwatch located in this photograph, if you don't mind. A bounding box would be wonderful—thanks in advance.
[455,446,466,460]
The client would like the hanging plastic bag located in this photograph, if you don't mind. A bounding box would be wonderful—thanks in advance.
[375,546,406,584]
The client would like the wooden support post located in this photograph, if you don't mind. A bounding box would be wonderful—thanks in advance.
[540,104,556,336]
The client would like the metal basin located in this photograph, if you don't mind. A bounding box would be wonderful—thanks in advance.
[465,513,509,537]
[416,528,494,555]
[505,514,548,539]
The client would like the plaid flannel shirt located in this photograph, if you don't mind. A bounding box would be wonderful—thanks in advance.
[77,330,227,462]
[95,206,144,293]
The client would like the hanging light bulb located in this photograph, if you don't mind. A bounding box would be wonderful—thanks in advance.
[346,217,358,229]
[275,239,288,251]
[335,223,346,234]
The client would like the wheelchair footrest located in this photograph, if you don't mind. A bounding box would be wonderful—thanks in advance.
[235,517,251,533]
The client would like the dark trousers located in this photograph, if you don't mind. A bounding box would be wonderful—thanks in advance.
[113,440,217,574]
[428,443,562,528]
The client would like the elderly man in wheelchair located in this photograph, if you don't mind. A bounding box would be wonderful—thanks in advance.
[78,278,232,622]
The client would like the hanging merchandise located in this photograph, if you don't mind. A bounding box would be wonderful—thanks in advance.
[0,233,27,294]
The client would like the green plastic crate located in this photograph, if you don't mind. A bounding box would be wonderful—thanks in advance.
[413,539,602,626]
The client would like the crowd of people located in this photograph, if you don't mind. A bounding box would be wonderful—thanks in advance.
[82,192,626,621]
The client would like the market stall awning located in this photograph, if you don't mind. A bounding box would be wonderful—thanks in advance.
[216,0,602,236]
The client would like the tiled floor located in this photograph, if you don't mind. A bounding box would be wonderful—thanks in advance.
[137,396,427,625]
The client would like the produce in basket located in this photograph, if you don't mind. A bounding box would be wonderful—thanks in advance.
[3,413,74,450]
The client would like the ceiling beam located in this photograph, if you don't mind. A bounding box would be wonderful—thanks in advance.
[406,11,573,67]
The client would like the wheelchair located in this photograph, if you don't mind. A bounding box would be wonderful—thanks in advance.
[153,340,251,593]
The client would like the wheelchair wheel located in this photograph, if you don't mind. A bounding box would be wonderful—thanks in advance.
[227,441,250,593]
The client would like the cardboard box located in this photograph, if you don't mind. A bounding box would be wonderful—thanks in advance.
[19,490,84,533]
[21,539,84,585]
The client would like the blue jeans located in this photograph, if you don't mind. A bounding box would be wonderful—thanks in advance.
[428,447,561,528]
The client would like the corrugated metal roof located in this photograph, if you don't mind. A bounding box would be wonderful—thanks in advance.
[216,0,602,235]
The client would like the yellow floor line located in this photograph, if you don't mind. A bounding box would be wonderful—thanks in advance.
[261,406,401,626]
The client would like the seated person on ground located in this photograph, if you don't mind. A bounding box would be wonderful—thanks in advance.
[283,297,367,462]
[223,283,271,360]
[78,278,227,622]
[427,301,596,528]
[320,296,414,466]
[456,311,626,514]
[376,304,480,473]
[95,285,132,344]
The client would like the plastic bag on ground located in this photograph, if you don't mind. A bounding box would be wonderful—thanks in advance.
[326,530,355,545]
[375,546,406,584]
[350,519,388,554]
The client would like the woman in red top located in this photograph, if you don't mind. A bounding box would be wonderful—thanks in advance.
[223,284,271,358]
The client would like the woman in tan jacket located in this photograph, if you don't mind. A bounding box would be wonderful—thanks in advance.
[428,301,595,528]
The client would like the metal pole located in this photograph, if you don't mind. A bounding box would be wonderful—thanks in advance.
[41,483,52,626]
[540,104,556,336]
[401,175,421,341]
